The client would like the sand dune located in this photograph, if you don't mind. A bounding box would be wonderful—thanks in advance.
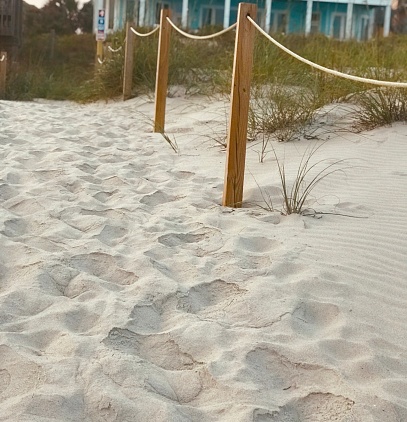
[0,96,406,421]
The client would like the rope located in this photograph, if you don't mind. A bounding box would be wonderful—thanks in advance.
[130,26,160,37]
[167,18,237,40]
[97,57,105,65]
[247,17,407,88]
[108,45,123,53]
[0,55,5,62]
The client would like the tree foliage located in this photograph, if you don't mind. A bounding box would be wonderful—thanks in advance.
[23,0,93,36]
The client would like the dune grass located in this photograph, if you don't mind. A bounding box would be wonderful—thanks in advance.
[6,33,95,101]
[256,142,350,215]
[5,30,407,133]
[352,87,407,130]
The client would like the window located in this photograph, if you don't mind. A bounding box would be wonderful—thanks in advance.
[201,6,224,27]
[331,13,346,40]
[270,11,288,34]
[1,14,11,28]
[360,15,370,40]
[311,12,320,34]
[108,0,114,29]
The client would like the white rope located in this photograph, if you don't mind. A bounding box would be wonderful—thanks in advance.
[108,45,123,53]
[167,18,237,40]
[97,57,105,65]
[0,55,5,62]
[130,26,160,37]
[248,17,407,88]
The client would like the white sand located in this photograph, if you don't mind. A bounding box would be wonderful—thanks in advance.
[0,96,406,421]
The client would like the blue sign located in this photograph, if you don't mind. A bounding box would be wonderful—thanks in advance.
[96,9,106,41]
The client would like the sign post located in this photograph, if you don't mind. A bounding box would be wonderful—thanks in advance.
[96,9,106,64]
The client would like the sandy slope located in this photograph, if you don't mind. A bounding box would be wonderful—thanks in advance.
[0,96,406,422]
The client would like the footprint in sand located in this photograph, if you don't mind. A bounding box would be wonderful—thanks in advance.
[158,232,206,247]
[176,279,247,317]
[0,183,18,201]
[95,224,128,246]
[236,235,278,254]
[103,328,200,371]
[319,338,370,361]
[270,261,307,282]
[140,190,177,207]
[170,170,195,180]
[100,331,207,406]
[157,227,223,256]
[77,163,98,175]
[291,300,342,337]
[0,218,26,237]
[23,393,85,421]
[0,345,44,401]
[69,252,138,286]
[261,392,354,422]
[239,346,340,391]
[93,190,119,203]
[7,198,44,216]
[127,303,163,333]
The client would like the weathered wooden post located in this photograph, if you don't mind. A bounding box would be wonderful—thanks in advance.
[154,8,171,133]
[222,3,257,207]
[0,52,7,98]
[96,40,104,67]
[123,22,135,101]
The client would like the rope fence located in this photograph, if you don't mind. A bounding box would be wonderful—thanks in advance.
[0,51,7,98]
[130,26,160,37]
[247,17,407,89]
[96,42,125,69]
[112,3,407,206]
[108,45,123,53]
[166,18,237,40]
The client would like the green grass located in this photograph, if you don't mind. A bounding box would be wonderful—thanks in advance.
[5,30,407,132]
[6,33,95,101]
[257,142,350,215]
[353,87,407,130]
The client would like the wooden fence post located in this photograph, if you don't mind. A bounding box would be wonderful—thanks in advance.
[0,52,7,99]
[123,22,135,100]
[95,40,104,68]
[222,3,257,208]
[154,8,171,133]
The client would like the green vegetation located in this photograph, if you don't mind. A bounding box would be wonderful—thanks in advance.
[4,27,407,132]
[255,143,351,215]
[353,88,407,130]
[5,32,95,101]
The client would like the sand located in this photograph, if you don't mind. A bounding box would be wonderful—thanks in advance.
[0,95,406,421]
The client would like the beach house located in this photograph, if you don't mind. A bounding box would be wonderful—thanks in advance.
[0,0,23,55]
[93,0,392,40]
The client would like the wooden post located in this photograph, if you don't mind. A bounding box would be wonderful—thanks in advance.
[0,52,7,99]
[222,3,257,208]
[106,42,112,60]
[123,22,135,100]
[154,8,171,133]
[96,40,104,67]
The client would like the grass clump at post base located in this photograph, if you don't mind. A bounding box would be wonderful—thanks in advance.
[257,143,350,215]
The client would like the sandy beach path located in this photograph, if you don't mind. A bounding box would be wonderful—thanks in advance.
[0,97,406,421]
